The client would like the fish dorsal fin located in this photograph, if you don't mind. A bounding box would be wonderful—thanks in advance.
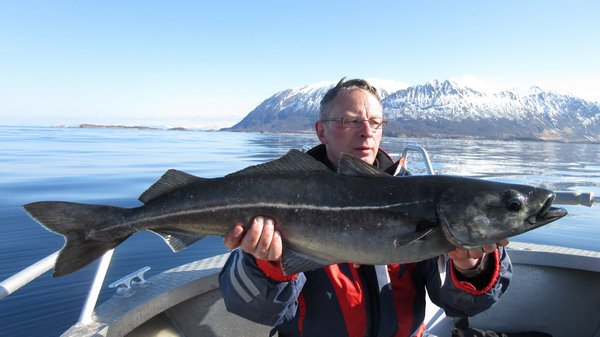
[228,149,332,177]
[338,153,388,177]
[139,169,204,204]
[150,229,205,252]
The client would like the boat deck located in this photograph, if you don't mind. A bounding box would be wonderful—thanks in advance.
[62,242,600,337]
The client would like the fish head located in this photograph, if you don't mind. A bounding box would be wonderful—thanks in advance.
[437,180,568,249]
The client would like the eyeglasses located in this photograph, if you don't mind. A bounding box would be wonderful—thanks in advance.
[321,117,388,130]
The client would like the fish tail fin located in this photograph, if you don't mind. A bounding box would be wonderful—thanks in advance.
[23,201,132,277]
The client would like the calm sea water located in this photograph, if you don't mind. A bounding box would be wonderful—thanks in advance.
[0,126,598,336]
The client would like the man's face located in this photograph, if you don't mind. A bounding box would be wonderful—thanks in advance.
[315,89,383,168]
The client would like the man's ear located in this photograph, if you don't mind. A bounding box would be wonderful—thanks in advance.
[315,121,328,144]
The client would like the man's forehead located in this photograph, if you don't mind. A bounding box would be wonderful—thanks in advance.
[331,104,382,119]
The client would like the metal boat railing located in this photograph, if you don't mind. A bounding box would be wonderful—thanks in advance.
[0,251,59,300]
[0,250,116,325]
[78,249,115,324]
[398,144,436,175]
[1,145,598,324]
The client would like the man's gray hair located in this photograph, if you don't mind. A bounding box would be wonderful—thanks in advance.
[319,77,380,120]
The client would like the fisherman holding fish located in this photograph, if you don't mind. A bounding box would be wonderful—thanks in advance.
[25,77,564,335]
[221,78,513,337]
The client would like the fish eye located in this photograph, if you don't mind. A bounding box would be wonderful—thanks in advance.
[506,198,523,212]
[503,189,525,212]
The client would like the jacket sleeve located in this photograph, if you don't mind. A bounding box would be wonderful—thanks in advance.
[422,247,512,317]
[218,249,306,326]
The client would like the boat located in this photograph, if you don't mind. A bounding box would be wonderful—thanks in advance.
[53,241,599,337]
[2,146,599,337]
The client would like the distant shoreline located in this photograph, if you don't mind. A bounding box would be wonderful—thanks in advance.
[45,124,599,144]
[54,124,315,135]
[56,124,219,132]
[78,123,162,130]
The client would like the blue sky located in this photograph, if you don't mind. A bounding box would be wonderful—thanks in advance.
[1,1,598,128]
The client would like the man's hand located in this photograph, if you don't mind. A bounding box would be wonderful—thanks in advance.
[448,239,509,270]
[224,216,282,261]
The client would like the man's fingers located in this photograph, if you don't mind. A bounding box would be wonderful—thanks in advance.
[255,218,275,259]
[267,230,283,261]
[469,247,486,259]
[235,216,282,261]
[448,247,468,260]
[224,224,244,250]
[450,246,484,260]
[240,216,265,253]
[450,240,508,271]
[497,238,510,247]
[481,244,497,254]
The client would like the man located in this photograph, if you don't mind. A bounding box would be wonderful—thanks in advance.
[219,78,511,337]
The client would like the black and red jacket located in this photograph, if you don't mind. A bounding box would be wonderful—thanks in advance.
[219,145,512,337]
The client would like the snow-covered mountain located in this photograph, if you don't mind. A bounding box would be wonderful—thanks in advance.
[228,79,407,132]
[384,80,599,141]
[228,79,600,142]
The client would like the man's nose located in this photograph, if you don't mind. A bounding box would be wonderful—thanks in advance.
[358,120,374,137]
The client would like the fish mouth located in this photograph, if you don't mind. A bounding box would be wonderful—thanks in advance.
[527,194,568,227]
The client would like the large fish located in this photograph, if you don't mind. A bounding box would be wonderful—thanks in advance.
[24,150,567,277]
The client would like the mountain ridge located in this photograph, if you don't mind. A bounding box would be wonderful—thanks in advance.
[227,79,599,142]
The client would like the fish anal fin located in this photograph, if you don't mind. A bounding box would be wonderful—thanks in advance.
[150,229,205,252]
[139,169,204,204]
[281,248,340,275]
[393,227,434,248]
[339,153,388,177]
[228,149,332,177]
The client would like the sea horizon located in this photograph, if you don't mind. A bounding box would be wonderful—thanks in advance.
[2,124,598,145]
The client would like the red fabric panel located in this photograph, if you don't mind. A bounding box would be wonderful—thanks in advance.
[255,258,298,282]
[325,264,367,337]
[297,293,306,334]
[388,263,417,337]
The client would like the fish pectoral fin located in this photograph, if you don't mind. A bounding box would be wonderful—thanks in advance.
[150,229,205,252]
[228,149,332,176]
[139,169,205,204]
[338,153,388,177]
[281,248,341,275]
[393,227,434,248]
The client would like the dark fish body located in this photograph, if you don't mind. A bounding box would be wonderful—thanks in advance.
[23,150,567,276]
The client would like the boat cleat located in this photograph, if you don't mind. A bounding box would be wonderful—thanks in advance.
[108,266,151,297]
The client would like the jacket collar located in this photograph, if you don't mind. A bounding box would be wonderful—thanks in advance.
[305,144,397,174]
